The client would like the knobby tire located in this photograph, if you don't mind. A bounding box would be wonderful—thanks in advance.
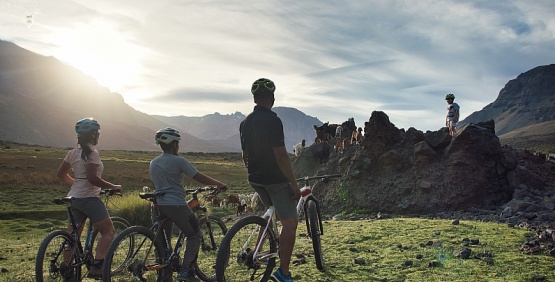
[307,200,325,271]
[102,225,165,282]
[36,230,82,282]
[215,216,278,282]
[195,215,227,281]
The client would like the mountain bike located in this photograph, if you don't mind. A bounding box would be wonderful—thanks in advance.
[36,188,130,281]
[102,186,227,282]
[214,174,342,281]
[296,174,341,271]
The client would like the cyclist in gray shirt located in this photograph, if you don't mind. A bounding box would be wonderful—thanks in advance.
[150,127,228,282]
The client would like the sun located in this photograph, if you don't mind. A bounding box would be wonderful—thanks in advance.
[50,19,146,93]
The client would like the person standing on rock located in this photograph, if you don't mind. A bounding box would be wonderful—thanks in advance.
[445,93,460,136]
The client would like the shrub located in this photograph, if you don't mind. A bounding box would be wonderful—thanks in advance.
[108,194,152,227]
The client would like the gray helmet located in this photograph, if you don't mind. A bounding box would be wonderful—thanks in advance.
[155,127,181,144]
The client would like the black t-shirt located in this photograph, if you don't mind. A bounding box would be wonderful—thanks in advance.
[240,106,288,184]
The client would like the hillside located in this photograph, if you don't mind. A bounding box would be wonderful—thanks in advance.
[459,64,555,135]
[0,40,327,152]
[499,120,555,153]
[0,40,236,152]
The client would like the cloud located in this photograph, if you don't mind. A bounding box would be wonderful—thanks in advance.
[1,0,554,132]
[151,87,248,103]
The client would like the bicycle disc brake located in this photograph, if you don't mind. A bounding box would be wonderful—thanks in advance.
[170,254,181,272]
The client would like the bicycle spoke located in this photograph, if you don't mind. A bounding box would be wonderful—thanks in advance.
[195,216,227,281]
[36,230,81,282]
[104,226,165,282]
[216,216,277,282]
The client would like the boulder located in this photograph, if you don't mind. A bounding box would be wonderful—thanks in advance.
[294,111,554,216]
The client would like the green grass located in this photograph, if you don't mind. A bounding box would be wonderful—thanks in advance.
[1,143,554,281]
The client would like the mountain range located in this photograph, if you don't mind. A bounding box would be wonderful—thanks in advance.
[0,39,553,152]
[152,108,321,152]
[0,40,322,152]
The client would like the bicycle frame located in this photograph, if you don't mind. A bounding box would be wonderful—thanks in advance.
[141,187,221,271]
[249,174,342,264]
[250,206,279,264]
[55,198,93,267]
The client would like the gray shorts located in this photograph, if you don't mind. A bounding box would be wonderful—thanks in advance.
[250,182,297,220]
[70,197,110,226]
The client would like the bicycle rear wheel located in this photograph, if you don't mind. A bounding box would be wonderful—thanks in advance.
[103,226,165,282]
[90,216,131,251]
[36,230,82,282]
[195,215,227,281]
[215,216,278,282]
[307,200,325,271]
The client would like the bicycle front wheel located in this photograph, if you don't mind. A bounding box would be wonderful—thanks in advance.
[307,200,325,271]
[36,230,81,282]
[90,216,131,251]
[215,216,278,282]
[103,226,165,282]
[195,215,227,281]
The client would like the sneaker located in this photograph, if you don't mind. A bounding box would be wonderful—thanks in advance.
[271,268,293,282]
[87,265,103,278]
[177,270,200,282]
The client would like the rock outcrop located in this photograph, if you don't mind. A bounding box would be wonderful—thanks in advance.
[293,111,555,223]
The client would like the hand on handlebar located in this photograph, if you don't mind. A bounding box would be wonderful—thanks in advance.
[112,184,123,192]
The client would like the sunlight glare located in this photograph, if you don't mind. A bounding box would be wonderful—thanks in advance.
[50,20,146,93]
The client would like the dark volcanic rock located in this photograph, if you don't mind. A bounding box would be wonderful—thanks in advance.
[295,111,555,222]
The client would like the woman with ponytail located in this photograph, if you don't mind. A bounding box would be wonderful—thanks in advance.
[56,117,122,278]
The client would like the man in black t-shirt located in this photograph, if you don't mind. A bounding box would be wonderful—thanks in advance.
[239,78,300,282]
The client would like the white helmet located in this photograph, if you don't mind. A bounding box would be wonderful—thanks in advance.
[155,127,181,144]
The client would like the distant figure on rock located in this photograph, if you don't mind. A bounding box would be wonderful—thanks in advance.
[334,138,347,154]
[293,139,306,157]
[445,93,460,136]
[351,127,363,145]
[335,125,343,141]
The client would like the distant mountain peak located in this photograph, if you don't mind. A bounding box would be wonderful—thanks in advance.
[460,64,555,135]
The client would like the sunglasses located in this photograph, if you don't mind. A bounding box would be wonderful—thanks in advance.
[251,81,275,94]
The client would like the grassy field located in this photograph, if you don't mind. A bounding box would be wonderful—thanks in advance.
[1,143,554,281]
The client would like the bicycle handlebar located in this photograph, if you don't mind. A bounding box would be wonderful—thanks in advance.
[100,188,123,197]
[139,186,218,201]
[53,188,122,205]
[295,174,343,182]
[184,186,219,195]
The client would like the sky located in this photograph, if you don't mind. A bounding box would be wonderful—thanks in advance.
[1,0,554,131]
